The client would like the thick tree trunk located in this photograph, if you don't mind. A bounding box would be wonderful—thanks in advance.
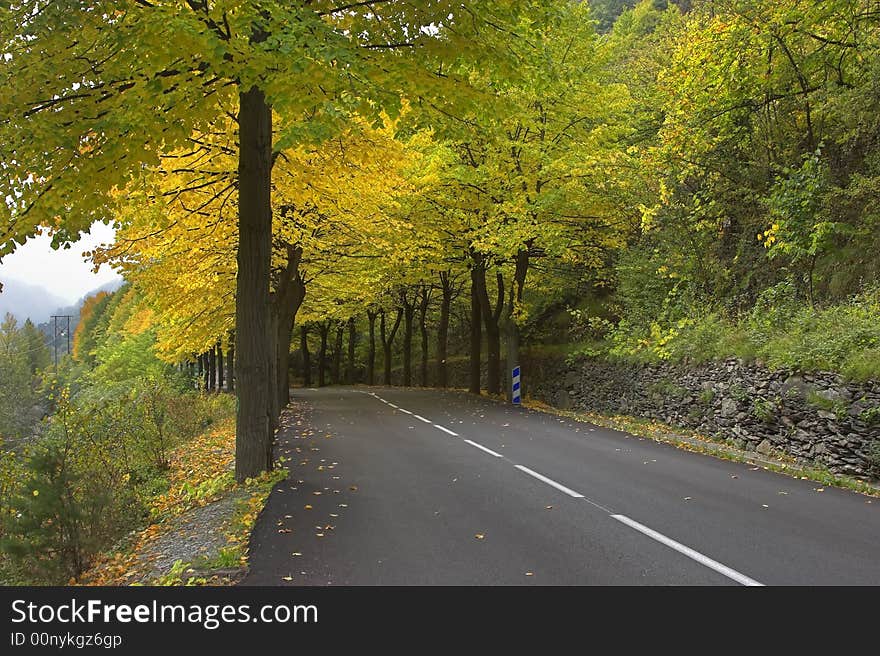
[318,322,329,387]
[300,325,311,387]
[346,317,356,385]
[472,256,503,396]
[367,310,377,385]
[272,251,305,411]
[469,267,482,395]
[437,272,452,389]
[332,323,344,384]
[402,294,414,387]
[235,85,274,481]
[418,286,430,387]
[208,346,216,392]
[380,308,402,386]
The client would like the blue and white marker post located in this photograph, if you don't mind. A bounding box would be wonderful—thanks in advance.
[512,366,521,405]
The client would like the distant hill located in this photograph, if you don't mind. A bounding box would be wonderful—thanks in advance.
[0,277,68,324]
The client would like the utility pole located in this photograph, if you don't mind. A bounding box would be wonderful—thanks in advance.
[51,315,74,368]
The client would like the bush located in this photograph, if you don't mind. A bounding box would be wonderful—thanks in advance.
[605,285,880,380]
[0,379,234,584]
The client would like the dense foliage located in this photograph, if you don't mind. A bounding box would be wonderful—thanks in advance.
[2,0,879,489]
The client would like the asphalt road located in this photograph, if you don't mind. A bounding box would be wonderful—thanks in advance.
[242,387,879,586]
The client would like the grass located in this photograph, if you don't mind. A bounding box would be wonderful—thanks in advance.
[576,286,880,381]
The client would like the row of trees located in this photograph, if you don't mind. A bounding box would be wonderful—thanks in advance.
[5,0,880,480]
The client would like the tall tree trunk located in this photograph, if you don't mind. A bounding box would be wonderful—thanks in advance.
[217,340,224,391]
[235,84,273,482]
[380,308,403,386]
[209,345,217,392]
[227,332,235,393]
[300,325,311,387]
[272,249,305,412]
[366,310,377,385]
[472,255,504,396]
[402,292,414,387]
[332,322,344,384]
[437,272,452,389]
[419,285,430,387]
[318,322,329,387]
[346,317,356,384]
[200,353,208,392]
[469,267,482,395]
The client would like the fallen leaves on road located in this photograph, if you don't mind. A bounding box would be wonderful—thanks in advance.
[474,534,485,540]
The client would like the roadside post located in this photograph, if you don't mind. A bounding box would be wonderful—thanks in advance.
[512,366,521,405]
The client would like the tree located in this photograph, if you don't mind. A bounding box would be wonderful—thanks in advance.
[1,0,534,481]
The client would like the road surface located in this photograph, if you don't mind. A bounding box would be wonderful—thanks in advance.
[242,387,879,586]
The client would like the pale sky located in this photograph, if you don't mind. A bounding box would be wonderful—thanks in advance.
[0,222,121,304]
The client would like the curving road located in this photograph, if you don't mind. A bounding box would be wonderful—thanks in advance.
[242,387,879,586]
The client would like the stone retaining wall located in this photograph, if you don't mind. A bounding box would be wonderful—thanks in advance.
[521,354,880,479]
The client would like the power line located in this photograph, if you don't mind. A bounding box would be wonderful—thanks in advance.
[50,315,74,368]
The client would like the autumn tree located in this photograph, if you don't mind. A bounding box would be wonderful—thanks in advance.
[1,0,533,480]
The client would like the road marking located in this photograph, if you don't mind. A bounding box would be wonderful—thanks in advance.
[434,424,458,437]
[413,414,432,424]
[514,465,584,498]
[464,439,503,458]
[387,403,399,409]
[398,408,412,415]
[611,514,764,587]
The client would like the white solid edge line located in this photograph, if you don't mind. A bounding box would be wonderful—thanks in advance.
[514,465,584,498]
[433,424,458,436]
[464,439,503,458]
[398,408,412,415]
[413,414,432,423]
[611,514,764,587]
[387,403,399,409]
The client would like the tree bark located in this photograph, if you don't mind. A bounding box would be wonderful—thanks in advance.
[437,271,453,389]
[366,310,377,385]
[472,255,504,396]
[380,308,403,386]
[300,325,311,387]
[235,84,274,481]
[209,345,217,392]
[318,322,330,387]
[227,331,235,393]
[332,322,344,384]
[346,317,356,385]
[217,340,224,391]
[469,266,482,395]
[418,285,430,387]
[271,246,305,412]
[402,291,414,387]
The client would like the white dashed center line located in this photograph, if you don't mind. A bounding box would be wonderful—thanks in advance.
[611,515,764,586]
[514,465,584,498]
[358,389,763,587]
[464,439,503,458]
